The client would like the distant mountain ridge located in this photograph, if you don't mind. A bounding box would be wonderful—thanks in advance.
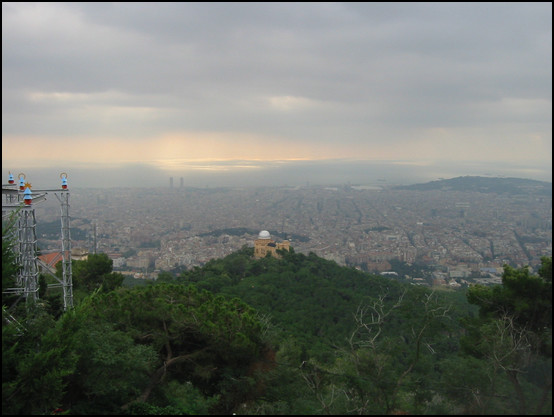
[393,176,552,196]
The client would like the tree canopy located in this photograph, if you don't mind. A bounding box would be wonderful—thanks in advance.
[2,222,551,415]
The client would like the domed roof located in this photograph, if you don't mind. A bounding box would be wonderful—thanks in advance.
[258,230,271,239]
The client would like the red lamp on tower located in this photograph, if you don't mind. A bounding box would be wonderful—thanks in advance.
[61,173,68,190]
[23,187,32,206]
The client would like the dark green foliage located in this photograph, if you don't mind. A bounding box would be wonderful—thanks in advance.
[66,284,267,414]
[180,248,433,362]
[2,219,20,308]
[63,319,157,415]
[70,253,125,294]
[124,402,184,415]
[388,258,433,280]
[178,248,467,413]
[467,258,552,353]
[74,252,113,279]
[2,304,78,415]
[2,228,269,415]
[539,255,552,282]
[460,257,553,414]
[438,355,504,414]
[3,283,268,415]
[155,270,175,283]
[3,219,551,416]
[177,249,552,415]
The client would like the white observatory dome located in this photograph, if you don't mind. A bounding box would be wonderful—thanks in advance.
[258,230,271,239]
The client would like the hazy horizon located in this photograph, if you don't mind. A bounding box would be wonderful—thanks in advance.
[2,158,551,190]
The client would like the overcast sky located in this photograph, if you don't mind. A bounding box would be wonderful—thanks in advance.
[2,2,552,188]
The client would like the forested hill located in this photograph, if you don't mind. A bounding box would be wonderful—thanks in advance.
[5,244,473,415]
[4,238,551,415]
[393,175,552,196]
[175,248,551,415]
[177,247,474,361]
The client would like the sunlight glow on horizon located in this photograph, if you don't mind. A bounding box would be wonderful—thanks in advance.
[2,131,377,169]
[2,127,551,177]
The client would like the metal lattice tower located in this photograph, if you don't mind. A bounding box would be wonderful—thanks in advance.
[18,207,39,302]
[2,172,73,310]
[56,188,73,309]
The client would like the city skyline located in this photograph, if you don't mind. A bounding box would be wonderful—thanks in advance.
[2,3,552,188]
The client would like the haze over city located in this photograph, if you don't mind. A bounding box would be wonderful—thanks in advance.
[2,2,552,188]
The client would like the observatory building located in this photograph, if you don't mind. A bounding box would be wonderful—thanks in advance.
[254,230,290,259]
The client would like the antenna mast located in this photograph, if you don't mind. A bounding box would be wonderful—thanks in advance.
[2,172,73,310]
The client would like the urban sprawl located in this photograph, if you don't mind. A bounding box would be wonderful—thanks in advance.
[35,184,552,288]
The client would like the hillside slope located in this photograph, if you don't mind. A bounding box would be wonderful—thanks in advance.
[177,247,472,360]
[393,176,552,196]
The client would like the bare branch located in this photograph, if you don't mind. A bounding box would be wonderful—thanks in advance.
[349,289,407,350]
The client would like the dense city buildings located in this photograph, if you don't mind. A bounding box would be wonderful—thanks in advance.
[34,180,552,285]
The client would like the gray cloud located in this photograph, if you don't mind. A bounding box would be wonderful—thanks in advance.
[2,2,552,183]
